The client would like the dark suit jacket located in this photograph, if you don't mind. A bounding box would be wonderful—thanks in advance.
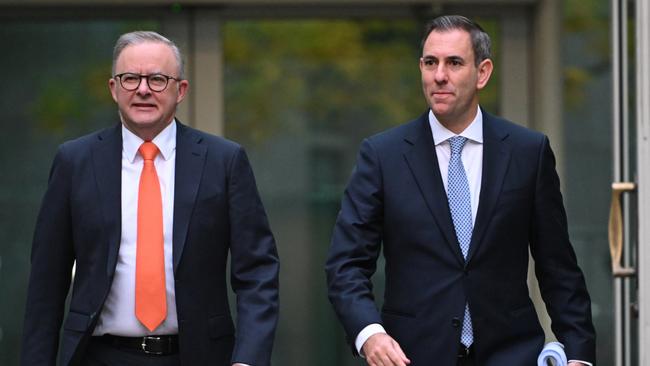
[325,110,595,365]
[21,121,279,366]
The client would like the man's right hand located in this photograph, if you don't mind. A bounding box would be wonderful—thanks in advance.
[362,333,411,366]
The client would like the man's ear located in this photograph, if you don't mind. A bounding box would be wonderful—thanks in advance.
[176,79,189,104]
[109,78,118,103]
[476,58,493,90]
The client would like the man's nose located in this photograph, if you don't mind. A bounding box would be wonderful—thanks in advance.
[434,65,448,83]
[136,77,152,95]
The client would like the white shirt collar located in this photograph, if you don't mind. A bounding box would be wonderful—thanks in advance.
[122,120,177,163]
[428,107,484,146]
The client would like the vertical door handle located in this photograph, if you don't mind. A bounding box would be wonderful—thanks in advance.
[608,182,637,277]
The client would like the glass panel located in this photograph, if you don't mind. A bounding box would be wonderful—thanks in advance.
[223,18,500,365]
[563,0,616,364]
[0,19,159,365]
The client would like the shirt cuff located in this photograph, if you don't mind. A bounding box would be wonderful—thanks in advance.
[569,360,593,366]
[355,323,387,356]
[357,327,592,366]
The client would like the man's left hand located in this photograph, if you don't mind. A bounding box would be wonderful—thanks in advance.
[568,363,587,366]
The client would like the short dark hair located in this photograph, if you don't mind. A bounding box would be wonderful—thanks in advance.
[420,15,491,66]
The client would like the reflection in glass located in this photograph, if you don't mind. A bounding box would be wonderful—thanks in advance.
[563,0,615,364]
[223,19,499,365]
[0,20,158,365]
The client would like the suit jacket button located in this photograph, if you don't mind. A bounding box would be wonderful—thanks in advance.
[452,317,461,327]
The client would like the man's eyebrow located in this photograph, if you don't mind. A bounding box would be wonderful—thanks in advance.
[421,55,465,62]
[446,55,465,63]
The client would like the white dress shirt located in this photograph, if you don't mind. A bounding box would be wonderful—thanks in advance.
[93,121,178,336]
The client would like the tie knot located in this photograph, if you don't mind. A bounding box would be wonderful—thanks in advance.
[139,142,160,161]
[448,136,467,155]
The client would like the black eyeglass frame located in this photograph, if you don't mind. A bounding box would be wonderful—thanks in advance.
[114,72,183,92]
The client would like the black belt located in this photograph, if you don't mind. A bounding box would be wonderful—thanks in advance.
[98,334,179,355]
[457,344,474,359]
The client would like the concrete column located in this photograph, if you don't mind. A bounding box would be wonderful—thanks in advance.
[500,10,530,127]
[191,9,225,136]
[529,0,562,343]
[532,0,563,174]
[162,12,193,126]
[163,9,224,136]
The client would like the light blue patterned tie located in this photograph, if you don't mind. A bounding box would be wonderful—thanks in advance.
[446,136,474,347]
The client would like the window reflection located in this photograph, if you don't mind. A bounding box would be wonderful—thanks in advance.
[223,19,499,365]
[0,20,159,366]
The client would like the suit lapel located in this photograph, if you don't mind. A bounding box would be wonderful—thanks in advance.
[172,122,207,271]
[403,113,465,264]
[467,112,511,262]
[92,124,123,277]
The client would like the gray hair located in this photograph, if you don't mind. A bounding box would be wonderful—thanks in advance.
[112,31,185,79]
[420,15,491,66]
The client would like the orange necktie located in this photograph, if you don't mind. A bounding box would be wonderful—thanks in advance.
[135,141,167,331]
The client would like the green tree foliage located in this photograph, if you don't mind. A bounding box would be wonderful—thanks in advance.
[563,0,611,110]
[224,20,426,146]
[224,18,501,147]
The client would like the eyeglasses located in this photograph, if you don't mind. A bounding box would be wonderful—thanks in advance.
[114,72,182,92]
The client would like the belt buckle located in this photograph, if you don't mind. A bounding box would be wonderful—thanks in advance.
[141,336,165,355]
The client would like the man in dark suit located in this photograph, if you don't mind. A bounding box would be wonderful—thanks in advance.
[325,15,595,366]
[21,31,279,366]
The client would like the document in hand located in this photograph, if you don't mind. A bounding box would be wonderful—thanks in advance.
[537,342,568,366]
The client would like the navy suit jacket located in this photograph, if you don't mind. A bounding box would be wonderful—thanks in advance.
[21,121,279,366]
[325,110,595,365]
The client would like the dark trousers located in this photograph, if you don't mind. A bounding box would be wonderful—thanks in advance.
[80,337,181,366]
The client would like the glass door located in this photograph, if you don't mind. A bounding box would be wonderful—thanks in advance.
[0,19,162,365]
[610,0,645,365]
[223,15,500,366]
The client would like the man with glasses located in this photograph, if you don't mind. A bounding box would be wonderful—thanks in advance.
[326,15,595,366]
[21,31,279,366]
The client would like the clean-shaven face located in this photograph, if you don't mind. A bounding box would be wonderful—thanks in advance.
[109,41,188,140]
[419,29,492,128]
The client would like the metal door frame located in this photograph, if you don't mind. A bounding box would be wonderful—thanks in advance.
[636,0,650,364]
[612,0,650,364]
[611,1,634,365]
